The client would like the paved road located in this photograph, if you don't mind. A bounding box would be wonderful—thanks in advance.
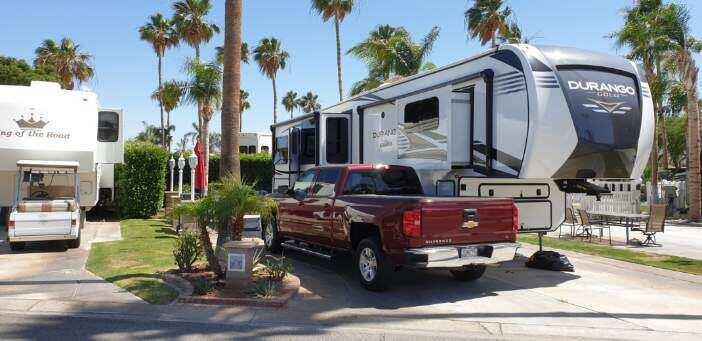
[0,222,142,303]
[1,223,701,340]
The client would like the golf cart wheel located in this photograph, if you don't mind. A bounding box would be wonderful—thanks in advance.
[450,265,486,282]
[9,242,25,251]
[355,237,390,291]
[262,218,282,253]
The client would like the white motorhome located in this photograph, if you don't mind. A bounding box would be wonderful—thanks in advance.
[271,44,654,233]
[1,81,124,248]
[239,132,272,154]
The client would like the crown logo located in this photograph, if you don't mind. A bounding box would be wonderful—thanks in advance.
[14,112,49,129]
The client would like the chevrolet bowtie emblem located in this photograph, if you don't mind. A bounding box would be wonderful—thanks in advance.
[462,220,479,229]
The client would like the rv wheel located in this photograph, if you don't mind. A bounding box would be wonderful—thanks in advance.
[450,265,486,281]
[9,242,25,251]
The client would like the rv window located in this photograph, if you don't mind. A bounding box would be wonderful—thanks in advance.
[261,146,270,153]
[291,130,299,155]
[248,145,256,154]
[404,97,439,125]
[326,117,349,164]
[301,128,316,165]
[274,136,288,164]
[98,111,119,142]
[239,146,248,154]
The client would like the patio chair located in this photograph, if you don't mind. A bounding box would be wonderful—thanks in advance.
[559,207,577,238]
[632,204,666,246]
[576,208,612,245]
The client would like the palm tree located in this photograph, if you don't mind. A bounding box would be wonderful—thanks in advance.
[216,42,248,65]
[282,91,299,119]
[611,0,669,201]
[139,13,179,148]
[311,0,355,101]
[173,0,220,59]
[185,59,222,196]
[347,25,440,95]
[34,37,94,90]
[253,37,290,124]
[298,91,321,113]
[658,3,702,219]
[465,0,512,48]
[238,89,251,132]
[220,0,244,180]
[134,121,161,145]
[151,80,186,151]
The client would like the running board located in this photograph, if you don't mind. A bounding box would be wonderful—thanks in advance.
[281,241,333,260]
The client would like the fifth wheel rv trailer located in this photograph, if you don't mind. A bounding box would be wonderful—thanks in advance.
[271,44,654,233]
[239,132,272,154]
[0,81,124,221]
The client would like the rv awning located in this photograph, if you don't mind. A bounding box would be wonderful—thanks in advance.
[16,160,80,169]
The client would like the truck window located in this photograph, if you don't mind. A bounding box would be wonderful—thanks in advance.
[344,168,423,195]
[98,111,119,142]
[326,117,348,164]
[292,170,316,198]
[311,168,341,197]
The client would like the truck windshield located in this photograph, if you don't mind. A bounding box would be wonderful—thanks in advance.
[19,170,76,201]
[344,168,423,195]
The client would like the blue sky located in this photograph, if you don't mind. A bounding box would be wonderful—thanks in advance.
[1,1,700,147]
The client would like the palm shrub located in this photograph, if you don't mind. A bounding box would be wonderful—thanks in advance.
[172,198,222,276]
[172,231,202,272]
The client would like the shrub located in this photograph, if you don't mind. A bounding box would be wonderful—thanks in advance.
[206,153,272,191]
[173,231,202,272]
[193,277,214,296]
[262,256,293,282]
[249,280,280,298]
[116,142,170,218]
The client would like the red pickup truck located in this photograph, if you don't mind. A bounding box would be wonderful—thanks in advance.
[265,164,519,291]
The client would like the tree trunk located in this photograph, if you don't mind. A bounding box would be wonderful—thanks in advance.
[660,110,670,170]
[202,117,210,196]
[220,0,243,180]
[335,18,344,101]
[679,51,701,219]
[272,77,278,124]
[158,56,166,149]
[166,110,172,152]
[198,217,222,276]
[491,34,496,48]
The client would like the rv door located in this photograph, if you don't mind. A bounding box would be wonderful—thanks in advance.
[96,109,124,164]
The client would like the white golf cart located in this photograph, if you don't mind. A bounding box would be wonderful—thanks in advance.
[7,160,83,251]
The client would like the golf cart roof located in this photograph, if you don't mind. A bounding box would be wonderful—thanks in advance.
[16,160,80,169]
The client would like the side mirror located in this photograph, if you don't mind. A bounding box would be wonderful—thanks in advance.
[285,188,296,197]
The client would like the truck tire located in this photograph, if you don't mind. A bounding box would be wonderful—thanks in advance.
[9,242,25,251]
[67,231,81,249]
[450,265,486,282]
[355,237,390,291]
[262,218,282,253]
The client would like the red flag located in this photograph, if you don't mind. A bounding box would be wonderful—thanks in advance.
[194,141,207,191]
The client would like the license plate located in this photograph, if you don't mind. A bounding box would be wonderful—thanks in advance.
[459,247,478,258]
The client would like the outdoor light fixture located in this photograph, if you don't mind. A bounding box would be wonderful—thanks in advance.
[188,153,198,201]
[168,157,175,192]
[177,154,185,197]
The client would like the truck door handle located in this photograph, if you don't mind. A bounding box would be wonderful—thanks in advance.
[463,209,478,219]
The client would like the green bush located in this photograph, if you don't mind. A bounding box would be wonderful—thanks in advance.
[241,153,273,192]
[173,231,202,272]
[262,255,293,282]
[116,142,170,218]
[249,280,280,298]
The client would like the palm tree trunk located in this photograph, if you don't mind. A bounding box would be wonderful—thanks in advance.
[272,77,278,124]
[198,217,223,276]
[679,51,701,219]
[491,34,496,48]
[202,117,210,196]
[335,18,344,101]
[660,111,670,170]
[221,0,243,180]
[158,56,166,149]
[166,110,172,152]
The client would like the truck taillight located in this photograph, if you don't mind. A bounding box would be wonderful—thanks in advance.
[403,209,421,238]
[7,219,14,231]
[71,219,77,227]
[512,204,519,232]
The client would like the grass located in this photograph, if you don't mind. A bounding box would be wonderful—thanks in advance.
[518,234,702,276]
[86,219,182,304]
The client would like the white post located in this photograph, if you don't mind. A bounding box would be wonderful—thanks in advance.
[168,157,175,192]
[177,154,185,197]
[188,153,198,201]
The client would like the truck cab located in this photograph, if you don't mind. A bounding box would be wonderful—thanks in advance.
[7,160,83,251]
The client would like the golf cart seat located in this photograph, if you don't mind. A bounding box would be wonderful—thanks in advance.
[18,199,77,213]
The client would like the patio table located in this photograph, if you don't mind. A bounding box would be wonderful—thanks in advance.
[586,211,649,245]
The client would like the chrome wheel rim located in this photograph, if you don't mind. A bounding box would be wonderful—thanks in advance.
[358,247,378,282]
[264,223,274,246]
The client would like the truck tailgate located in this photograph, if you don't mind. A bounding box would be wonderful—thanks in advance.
[420,199,516,246]
[13,212,73,236]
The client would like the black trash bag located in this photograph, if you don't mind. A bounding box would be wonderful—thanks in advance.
[525,250,574,272]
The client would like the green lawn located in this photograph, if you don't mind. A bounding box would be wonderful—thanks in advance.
[86,219,180,304]
[518,234,702,276]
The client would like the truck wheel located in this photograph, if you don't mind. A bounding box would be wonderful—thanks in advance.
[355,237,390,291]
[9,242,25,251]
[67,232,81,249]
[450,265,486,282]
[262,219,282,253]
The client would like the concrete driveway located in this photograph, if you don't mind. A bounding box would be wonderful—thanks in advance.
[0,222,141,303]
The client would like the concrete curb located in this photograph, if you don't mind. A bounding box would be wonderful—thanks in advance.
[177,274,300,308]
[160,273,195,299]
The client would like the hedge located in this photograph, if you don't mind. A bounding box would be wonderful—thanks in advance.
[116,142,170,218]
[210,153,273,191]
